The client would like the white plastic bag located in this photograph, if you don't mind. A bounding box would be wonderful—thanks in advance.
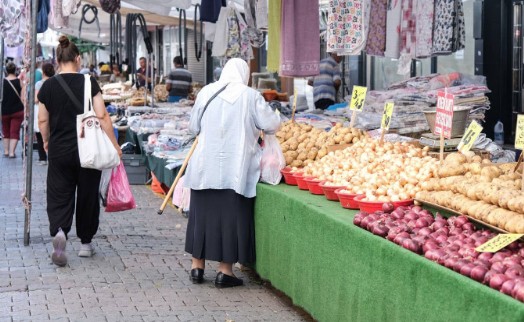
[99,169,112,206]
[260,134,285,185]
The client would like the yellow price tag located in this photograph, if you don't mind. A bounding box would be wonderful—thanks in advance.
[475,234,524,253]
[381,102,394,130]
[516,114,524,150]
[458,120,483,153]
[349,86,367,111]
[292,87,298,110]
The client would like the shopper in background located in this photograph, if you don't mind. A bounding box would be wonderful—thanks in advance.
[37,35,122,267]
[184,58,281,288]
[34,62,55,165]
[2,62,25,158]
[136,57,153,90]
[109,64,121,82]
[308,52,342,110]
[166,56,192,103]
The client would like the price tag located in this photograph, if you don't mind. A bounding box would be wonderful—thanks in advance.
[475,234,524,253]
[434,91,455,139]
[516,114,524,150]
[349,86,367,111]
[458,120,483,153]
[381,102,394,130]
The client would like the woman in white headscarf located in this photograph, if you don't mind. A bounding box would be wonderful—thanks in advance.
[184,58,280,288]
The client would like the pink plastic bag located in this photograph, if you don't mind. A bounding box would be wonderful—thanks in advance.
[105,162,136,212]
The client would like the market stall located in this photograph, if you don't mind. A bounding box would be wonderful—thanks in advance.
[254,183,524,322]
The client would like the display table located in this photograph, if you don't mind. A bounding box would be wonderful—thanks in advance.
[146,154,179,187]
[254,184,524,322]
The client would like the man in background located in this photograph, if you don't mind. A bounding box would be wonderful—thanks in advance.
[136,57,153,90]
[308,52,342,110]
[166,56,192,103]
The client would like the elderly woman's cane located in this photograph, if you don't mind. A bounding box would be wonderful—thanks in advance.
[157,137,198,215]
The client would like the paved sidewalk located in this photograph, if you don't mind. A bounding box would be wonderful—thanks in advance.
[0,150,312,321]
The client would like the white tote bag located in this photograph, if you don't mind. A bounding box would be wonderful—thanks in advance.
[76,75,120,170]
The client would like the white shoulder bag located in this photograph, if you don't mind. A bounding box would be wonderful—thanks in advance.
[56,74,120,170]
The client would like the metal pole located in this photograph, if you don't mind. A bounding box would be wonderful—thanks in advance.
[24,0,38,246]
[0,37,4,113]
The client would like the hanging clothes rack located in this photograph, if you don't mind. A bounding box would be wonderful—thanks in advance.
[179,9,188,66]
[194,4,203,62]
[109,12,122,67]
[79,4,100,39]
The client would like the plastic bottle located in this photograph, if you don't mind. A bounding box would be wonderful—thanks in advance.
[494,121,504,146]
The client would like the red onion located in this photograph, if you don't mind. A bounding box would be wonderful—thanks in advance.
[415,218,430,228]
[478,252,493,262]
[505,267,524,279]
[501,279,517,295]
[353,213,365,226]
[491,252,512,263]
[426,249,446,262]
[450,228,463,236]
[460,263,476,277]
[360,216,373,229]
[484,270,498,284]
[518,248,524,258]
[512,281,524,301]
[462,222,475,232]
[470,265,488,282]
[411,205,423,214]
[474,237,489,246]
[418,227,432,237]
[435,213,444,221]
[405,212,418,221]
[432,221,447,230]
[391,210,405,220]
[435,234,448,244]
[423,241,440,253]
[402,239,421,254]
[489,274,510,290]
[491,262,507,273]
[444,256,459,269]
[453,259,471,272]
[447,244,460,252]
[474,259,491,269]
[454,216,469,228]
[507,241,519,251]
[382,202,395,213]
[372,224,389,237]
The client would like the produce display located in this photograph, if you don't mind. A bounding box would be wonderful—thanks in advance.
[416,152,524,233]
[276,121,368,167]
[354,204,524,303]
[300,138,438,202]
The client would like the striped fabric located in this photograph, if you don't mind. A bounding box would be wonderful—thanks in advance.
[312,56,341,103]
[166,68,192,97]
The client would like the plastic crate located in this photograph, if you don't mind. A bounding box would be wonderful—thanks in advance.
[122,154,150,185]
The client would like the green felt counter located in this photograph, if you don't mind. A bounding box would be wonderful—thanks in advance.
[146,154,178,187]
[254,183,524,322]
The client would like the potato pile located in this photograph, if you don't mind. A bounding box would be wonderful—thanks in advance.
[417,152,524,233]
[154,84,168,102]
[300,138,438,202]
[276,121,368,168]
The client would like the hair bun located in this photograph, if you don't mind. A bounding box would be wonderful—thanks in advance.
[58,35,70,48]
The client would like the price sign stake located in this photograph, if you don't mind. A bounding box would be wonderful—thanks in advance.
[291,87,298,122]
[380,101,394,144]
[349,86,367,128]
[458,120,483,153]
[475,234,524,253]
[435,90,455,162]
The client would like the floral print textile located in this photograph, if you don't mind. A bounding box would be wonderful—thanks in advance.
[365,0,387,56]
[432,0,464,55]
[385,0,402,58]
[415,0,434,58]
[327,0,371,55]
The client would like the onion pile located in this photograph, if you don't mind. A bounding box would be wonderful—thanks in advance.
[354,204,524,302]
[302,138,439,202]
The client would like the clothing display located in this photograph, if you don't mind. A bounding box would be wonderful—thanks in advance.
[398,0,417,75]
[49,0,69,29]
[327,0,371,56]
[384,0,402,59]
[244,0,266,47]
[212,4,253,61]
[415,0,434,58]
[279,0,320,77]
[200,0,225,23]
[0,0,26,47]
[433,0,465,55]
[266,0,281,73]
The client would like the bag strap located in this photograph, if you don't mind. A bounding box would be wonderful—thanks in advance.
[5,79,22,102]
[55,74,89,112]
[199,83,229,124]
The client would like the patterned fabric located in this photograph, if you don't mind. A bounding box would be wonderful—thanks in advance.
[398,0,416,75]
[327,0,371,55]
[365,0,387,56]
[385,0,402,58]
[432,0,457,55]
[415,0,434,58]
[61,0,81,16]
[455,0,466,51]
[279,0,320,77]
[0,0,26,47]
[49,0,69,29]
[266,0,281,72]
[312,56,342,102]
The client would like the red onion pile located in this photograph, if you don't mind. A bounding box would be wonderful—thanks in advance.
[353,204,524,302]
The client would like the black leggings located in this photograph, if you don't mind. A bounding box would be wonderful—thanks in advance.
[35,132,47,161]
[47,150,102,244]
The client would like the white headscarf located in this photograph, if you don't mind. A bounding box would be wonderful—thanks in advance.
[216,58,250,104]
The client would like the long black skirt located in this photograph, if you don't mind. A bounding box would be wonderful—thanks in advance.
[185,189,256,265]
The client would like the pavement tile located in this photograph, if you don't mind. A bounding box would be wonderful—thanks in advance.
[0,150,311,321]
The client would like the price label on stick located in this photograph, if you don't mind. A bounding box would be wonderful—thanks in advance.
[349,86,367,111]
[292,87,298,110]
[516,114,524,150]
[458,120,483,153]
[434,91,455,139]
[381,102,394,130]
[475,234,524,253]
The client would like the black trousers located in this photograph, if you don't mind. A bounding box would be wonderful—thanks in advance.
[35,132,47,161]
[47,150,102,244]
[314,98,335,110]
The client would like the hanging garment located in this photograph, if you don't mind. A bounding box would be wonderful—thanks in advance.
[37,0,50,33]
[455,0,466,52]
[201,0,226,23]
[266,0,281,73]
[244,0,265,47]
[212,4,253,61]
[432,0,457,55]
[365,0,388,56]
[327,0,371,55]
[234,7,254,60]
[62,0,81,16]
[49,0,69,29]
[1,0,26,47]
[212,6,232,57]
[415,0,434,58]
[398,0,416,75]
[279,0,319,77]
[255,0,268,30]
[384,0,402,58]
